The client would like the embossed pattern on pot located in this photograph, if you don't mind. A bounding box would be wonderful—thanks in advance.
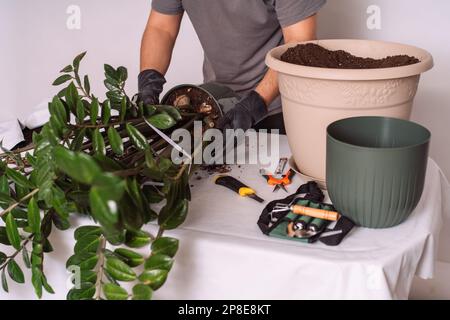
[267,39,433,183]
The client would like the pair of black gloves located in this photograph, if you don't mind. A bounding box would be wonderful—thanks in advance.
[138,69,268,131]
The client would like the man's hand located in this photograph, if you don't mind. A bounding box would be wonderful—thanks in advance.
[217,91,268,131]
[138,69,166,105]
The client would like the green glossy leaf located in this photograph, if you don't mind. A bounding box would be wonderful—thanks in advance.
[0,175,9,194]
[57,87,68,98]
[102,228,125,246]
[67,282,95,300]
[144,253,173,271]
[0,252,6,265]
[0,227,11,245]
[105,257,136,282]
[126,124,148,150]
[65,82,79,110]
[50,208,70,229]
[41,273,54,294]
[6,213,21,250]
[50,96,68,124]
[124,230,152,248]
[76,99,85,123]
[103,283,128,300]
[83,75,91,96]
[101,100,111,124]
[147,113,176,130]
[22,248,31,268]
[90,98,99,124]
[114,248,144,267]
[89,187,119,227]
[159,198,189,230]
[92,129,106,155]
[117,66,128,82]
[106,90,123,107]
[1,269,8,292]
[138,269,168,290]
[104,64,118,80]
[74,234,100,255]
[52,74,73,86]
[0,192,14,209]
[27,197,41,234]
[77,270,97,284]
[107,127,123,155]
[74,226,102,240]
[132,284,152,300]
[7,260,25,283]
[6,167,35,189]
[118,196,143,232]
[31,266,42,298]
[70,128,86,151]
[151,237,179,258]
[73,51,87,71]
[93,155,123,172]
[60,64,73,73]
[54,146,101,184]
[66,252,99,271]
[104,79,117,92]
[156,105,182,121]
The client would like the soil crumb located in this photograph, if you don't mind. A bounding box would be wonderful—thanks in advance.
[281,43,420,69]
[200,164,232,175]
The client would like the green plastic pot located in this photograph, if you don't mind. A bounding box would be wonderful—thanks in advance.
[326,116,430,228]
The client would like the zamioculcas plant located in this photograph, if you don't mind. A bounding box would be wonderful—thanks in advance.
[0,52,209,300]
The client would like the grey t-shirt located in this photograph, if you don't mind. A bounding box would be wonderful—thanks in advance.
[152,0,326,113]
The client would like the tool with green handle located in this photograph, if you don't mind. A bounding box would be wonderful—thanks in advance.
[214,175,265,203]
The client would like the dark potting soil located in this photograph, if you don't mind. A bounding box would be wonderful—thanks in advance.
[280,43,420,69]
[164,86,220,118]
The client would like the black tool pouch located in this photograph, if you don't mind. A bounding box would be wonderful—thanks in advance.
[257,181,354,245]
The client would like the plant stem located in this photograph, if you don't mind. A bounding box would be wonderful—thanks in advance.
[94,235,107,300]
[0,189,39,219]
[0,235,33,271]
[0,144,35,158]
[156,227,164,239]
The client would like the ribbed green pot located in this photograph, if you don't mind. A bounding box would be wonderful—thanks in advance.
[326,117,430,228]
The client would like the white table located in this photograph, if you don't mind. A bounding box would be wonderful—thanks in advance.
[0,135,447,300]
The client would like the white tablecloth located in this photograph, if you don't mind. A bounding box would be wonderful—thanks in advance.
[0,135,447,300]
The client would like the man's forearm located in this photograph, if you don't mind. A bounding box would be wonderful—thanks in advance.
[255,14,318,108]
[140,11,183,74]
[140,27,175,74]
[255,69,279,109]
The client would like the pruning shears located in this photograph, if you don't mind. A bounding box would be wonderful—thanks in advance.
[261,158,295,192]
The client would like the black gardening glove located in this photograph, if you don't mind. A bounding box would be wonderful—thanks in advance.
[217,91,268,131]
[138,69,166,105]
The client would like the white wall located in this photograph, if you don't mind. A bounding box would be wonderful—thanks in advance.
[1,0,449,298]
[1,0,203,122]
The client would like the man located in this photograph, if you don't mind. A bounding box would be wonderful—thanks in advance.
[139,0,326,133]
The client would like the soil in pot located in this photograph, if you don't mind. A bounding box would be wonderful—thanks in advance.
[164,87,220,118]
[280,43,420,69]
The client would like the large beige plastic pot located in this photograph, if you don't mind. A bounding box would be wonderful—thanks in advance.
[266,39,433,185]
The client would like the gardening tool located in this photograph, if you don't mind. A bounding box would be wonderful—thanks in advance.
[287,221,342,239]
[214,175,264,203]
[272,204,340,221]
[262,158,295,192]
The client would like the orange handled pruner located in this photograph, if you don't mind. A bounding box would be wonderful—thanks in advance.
[263,169,296,192]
